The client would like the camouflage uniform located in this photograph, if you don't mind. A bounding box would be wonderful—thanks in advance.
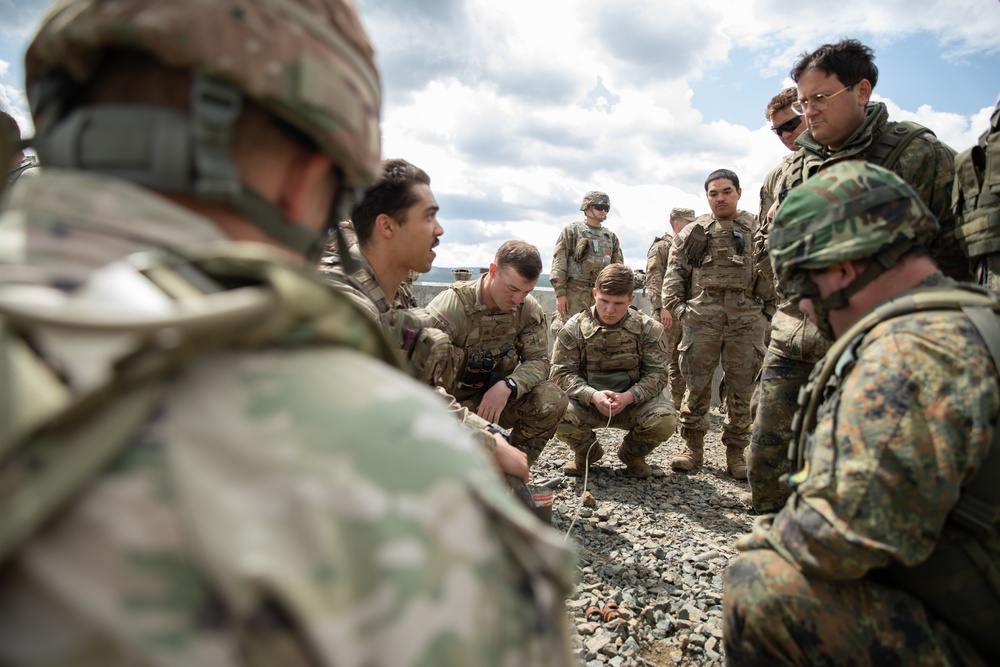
[6,155,39,188]
[748,100,967,513]
[549,196,623,336]
[954,99,1000,293]
[662,211,774,475]
[0,2,578,665]
[645,234,684,408]
[725,162,999,666]
[550,307,676,473]
[426,275,568,464]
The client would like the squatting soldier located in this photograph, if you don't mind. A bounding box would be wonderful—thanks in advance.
[0,1,577,663]
[549,190,623,336]
[748,38,968,513]
[663,169,775,479]
[427,240,569,465]
[551,263,677,479]
[645,206,697,410]
[725,161,1000,666]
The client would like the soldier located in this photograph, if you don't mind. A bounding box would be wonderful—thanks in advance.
[551,263,677,479]
[426,240,568,465]
[1,109,38,186]
[663,169,774,479]
[757,88,806,231]
[954,98,1000,292]
[645,206,697,410]
[0,1,577,665]
[549,190,623,336]
[724,161,1000,666]
[747,38,968,513]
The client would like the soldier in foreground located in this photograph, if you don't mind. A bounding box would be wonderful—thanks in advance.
[549,190,623,336]
[1,109,38,186]
[645,206,696,410]
[663,170,773,479]
[426,240,568,465]
[724,161,1000,666]
[0,1,576,665]
[551,263,676,479]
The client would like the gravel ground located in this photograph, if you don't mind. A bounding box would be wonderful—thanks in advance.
[533,410,753,667]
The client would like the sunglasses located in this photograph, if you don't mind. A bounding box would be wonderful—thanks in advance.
[592,205,610,212]
[771,115,802,137]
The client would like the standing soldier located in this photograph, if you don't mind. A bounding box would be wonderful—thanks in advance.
[551,263,676,479]
[954,98,1000,292]
[426,241,568,465]
[0,1,577,664]
[646,206,697,410]
[663,169,775,479]
[549,190,623,336]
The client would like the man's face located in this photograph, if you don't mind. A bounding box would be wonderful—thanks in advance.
[705,178,741,220]
[796,68,869,151]
[592,288,634,326]
[770,106,805,152]
[670,216,692,237]
[485,264,538,312]
[394,183,443,273]
[584,204,609,227]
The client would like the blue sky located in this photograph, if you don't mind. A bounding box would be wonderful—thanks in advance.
[2,0,999,272]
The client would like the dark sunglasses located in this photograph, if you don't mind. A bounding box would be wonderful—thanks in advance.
[771,115,802,137]
[592,204,610,212]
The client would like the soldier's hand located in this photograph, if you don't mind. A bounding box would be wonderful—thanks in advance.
[590,390,615,417]
[608,391,635,416]
[660,308,673,329]
[556,295,569,316]
[494,436,529,482]
[477,381,512,423]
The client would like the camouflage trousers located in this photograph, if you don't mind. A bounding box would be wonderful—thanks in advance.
[678,310,764,446]
[748,309,830,513]
[462,381,568,464]
[664,321,685,410]
[723,549,988,667]
[975,253,1000,294]
[556,392,676,461]
[550,280,594,338]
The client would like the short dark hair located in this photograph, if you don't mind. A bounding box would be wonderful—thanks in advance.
[765,87,798,121]
[705,169,740,191]
[791,38,878,90]
[495,240,542,281]
[352,158,431,245]
[594,263,634,296]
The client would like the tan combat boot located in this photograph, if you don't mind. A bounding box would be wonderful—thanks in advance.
[726,444,748,480]
[563,442,604,476]
[618,450,652,479]
[671,428,704,471]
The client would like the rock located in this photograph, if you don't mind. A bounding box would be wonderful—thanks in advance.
[583,490,598,507]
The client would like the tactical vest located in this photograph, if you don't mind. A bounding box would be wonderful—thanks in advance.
[954,102,1000,260]
[449,281,524,394]
[579,309,643,392]
[567,221,616,283]
[789,284,1000,659]
[690,216,755,296]
[0,245,402,568]
[784,121,933,193]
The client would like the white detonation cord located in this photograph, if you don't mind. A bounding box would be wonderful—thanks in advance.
[563,409,614,544]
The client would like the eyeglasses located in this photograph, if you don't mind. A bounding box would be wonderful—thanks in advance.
[592,205,610,212]
[771,115,802,137]
[791,85,852,115]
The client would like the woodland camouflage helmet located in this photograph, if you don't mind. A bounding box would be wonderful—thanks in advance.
[24,0,381,259]
[768,160,940,336]
[580,190,610,211]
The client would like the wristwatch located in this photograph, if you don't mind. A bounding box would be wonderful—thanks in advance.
[504,377,518,396]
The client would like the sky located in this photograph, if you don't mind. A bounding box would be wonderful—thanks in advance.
[2,0,999,274]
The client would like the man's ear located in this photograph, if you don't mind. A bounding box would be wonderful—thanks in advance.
[374,212,397,239]
[855,78,873,106]
[835,260,861,289]
[278,151,333,222]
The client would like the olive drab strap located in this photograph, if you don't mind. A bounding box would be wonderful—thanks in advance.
[866,121,933,174]
[954,102,1000,259]
[0,245,401,566]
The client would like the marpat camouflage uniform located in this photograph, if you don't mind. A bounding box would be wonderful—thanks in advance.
[549,221,622,335]
[427,275,568,464]
[645,234,685,410]
[550,307,676,468]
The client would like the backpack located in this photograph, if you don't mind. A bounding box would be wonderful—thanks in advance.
[954,101,1000,259]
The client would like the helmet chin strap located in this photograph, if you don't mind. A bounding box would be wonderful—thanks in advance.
[30,72,341,263]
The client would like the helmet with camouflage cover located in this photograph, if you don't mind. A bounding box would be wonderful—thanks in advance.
[24,0,381,259]
[768,160,939,337]
[580,190,610,211]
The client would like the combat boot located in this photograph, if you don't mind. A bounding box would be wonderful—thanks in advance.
[671,428,704,471]
[563,441,604,476]
[726,443,748,480]
[618,450,652,479]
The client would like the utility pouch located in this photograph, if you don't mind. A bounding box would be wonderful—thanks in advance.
[685,224,710,267]
[573,237,590,262]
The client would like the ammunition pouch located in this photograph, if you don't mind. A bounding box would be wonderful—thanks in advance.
[573,237,590,263]
[457,344,515,394]
[684,224,710,267]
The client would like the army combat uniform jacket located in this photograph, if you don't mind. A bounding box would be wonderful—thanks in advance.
[644,233,672,316]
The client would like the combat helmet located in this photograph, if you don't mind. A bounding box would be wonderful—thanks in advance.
[580,190,610,211]
[24,0,381,260]
[768,160,939,338]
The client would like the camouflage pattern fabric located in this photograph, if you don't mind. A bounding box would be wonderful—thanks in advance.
[550,307,676,460]
[0,170,578,667]
[6,156,39,188]
[954,100,1000,293]
[426,276,568,464]
[662,212,771,448]
[724,274,998,666]
[549,220,622,334]
[645,236,684,409]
